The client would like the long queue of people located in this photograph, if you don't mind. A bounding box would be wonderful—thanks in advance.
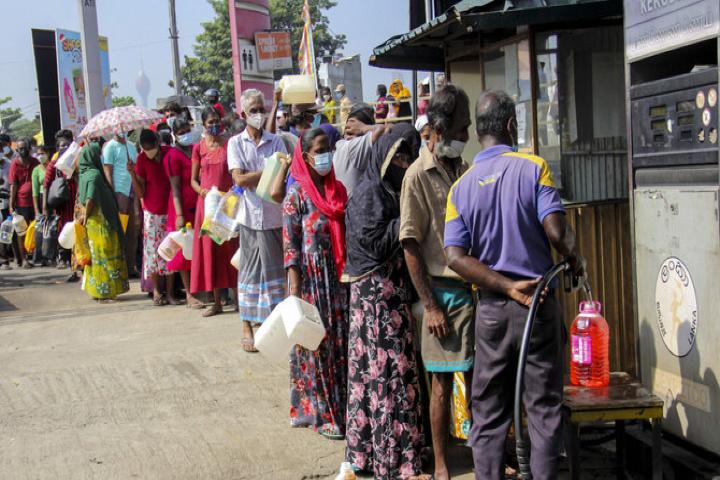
[1,83,584,480]
[230,85,582,480]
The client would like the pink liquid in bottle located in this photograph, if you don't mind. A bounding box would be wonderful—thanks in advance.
[570,301,610,387]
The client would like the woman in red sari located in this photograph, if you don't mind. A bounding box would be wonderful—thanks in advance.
[189,107,238,317]
[165,116,201,307]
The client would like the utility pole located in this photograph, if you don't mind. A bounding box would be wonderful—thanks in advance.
[78,0,105,117]
[168,0,182,96]
[425,0,436,95]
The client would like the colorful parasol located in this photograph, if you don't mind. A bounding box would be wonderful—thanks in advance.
[78,105,163,139]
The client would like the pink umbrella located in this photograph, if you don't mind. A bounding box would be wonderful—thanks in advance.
[78,105,163,140]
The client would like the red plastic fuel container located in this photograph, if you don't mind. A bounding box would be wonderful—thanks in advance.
[570,301,610,387]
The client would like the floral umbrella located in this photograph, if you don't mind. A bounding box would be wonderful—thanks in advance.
[78,105,163,140]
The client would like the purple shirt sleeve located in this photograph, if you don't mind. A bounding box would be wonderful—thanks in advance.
[443,184,471,250]
[536,184,564,222]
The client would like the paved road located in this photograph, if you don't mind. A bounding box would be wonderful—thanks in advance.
[0,267,478,479]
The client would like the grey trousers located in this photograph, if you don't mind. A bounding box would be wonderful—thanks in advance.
[470,296,564,480]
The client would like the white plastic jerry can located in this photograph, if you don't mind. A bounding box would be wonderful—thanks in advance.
[279,296,326,351]
[254,306,295,362]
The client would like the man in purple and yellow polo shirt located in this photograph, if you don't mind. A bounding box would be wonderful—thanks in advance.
[444,90,585,480]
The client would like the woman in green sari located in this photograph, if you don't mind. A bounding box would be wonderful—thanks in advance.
[78,142,129,301]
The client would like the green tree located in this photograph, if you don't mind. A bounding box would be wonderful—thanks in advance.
[269,0,346,74]
[180,0,234,104]
[181,0,346,102]
[0,97,39,139]
[112,96,136,107]
[0,97,23,132]
[9,117,41,139]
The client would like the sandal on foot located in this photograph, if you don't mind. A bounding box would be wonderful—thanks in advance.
[318,425,344,440]
[202,305,223,317]
[241,337,259,353]
[153,296,168,307]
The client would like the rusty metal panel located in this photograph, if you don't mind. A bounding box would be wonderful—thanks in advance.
[561,137,628,202]
[556,200,635,376]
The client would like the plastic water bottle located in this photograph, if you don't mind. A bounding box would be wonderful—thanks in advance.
[200,186,223,234]
[570,301,610,387]
[12,214,27,236]
[0,215,13,244]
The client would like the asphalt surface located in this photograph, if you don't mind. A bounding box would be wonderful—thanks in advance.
[0,266,480,479]
[0,266,624,479]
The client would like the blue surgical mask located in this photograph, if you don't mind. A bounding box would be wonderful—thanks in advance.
[206,124,222,136]
[311,113,322,129]
[167,117,176,129]
[311,152,333,176]
[421,139,429,149]
[177,130,201,147]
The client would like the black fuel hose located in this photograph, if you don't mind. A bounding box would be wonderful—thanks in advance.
[514,261,571,480]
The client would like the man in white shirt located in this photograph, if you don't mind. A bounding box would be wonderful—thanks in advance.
[228,89,288,352]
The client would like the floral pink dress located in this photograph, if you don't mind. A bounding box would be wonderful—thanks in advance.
[283,182,348,437]
[345,253,424,479]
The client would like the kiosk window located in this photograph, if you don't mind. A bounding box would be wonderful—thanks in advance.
[483,39,534,154]
[535,25,626,202]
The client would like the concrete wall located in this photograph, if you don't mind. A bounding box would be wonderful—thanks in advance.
[318,55,364,104]
[448,59,483,163]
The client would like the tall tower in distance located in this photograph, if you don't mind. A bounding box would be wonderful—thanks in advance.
[135,64,151,107]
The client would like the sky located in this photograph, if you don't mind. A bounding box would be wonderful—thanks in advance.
[0,0,415,121]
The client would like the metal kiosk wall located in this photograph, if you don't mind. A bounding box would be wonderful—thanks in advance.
[625,0,720,456]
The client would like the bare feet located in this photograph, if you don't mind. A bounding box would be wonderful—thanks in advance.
[166,296,185,306]
[433,466,450,480]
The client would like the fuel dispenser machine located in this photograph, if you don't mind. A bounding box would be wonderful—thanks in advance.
[626,0,720,456]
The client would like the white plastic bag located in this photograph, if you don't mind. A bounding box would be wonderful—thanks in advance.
[208,186,243,244]
[56,141,81,177]
[230,248,241,270]
[58,220,76,249]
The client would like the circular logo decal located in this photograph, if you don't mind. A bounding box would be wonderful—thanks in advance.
[655,257,698,357]
[709,88,718,108]
[702,108,712,127]
[696,90,706,109]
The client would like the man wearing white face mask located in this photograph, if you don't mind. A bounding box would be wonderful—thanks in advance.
[400,84,475,480]
[228,88,288,352]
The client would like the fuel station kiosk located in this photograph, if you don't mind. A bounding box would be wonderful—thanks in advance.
[625,0,720,457]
